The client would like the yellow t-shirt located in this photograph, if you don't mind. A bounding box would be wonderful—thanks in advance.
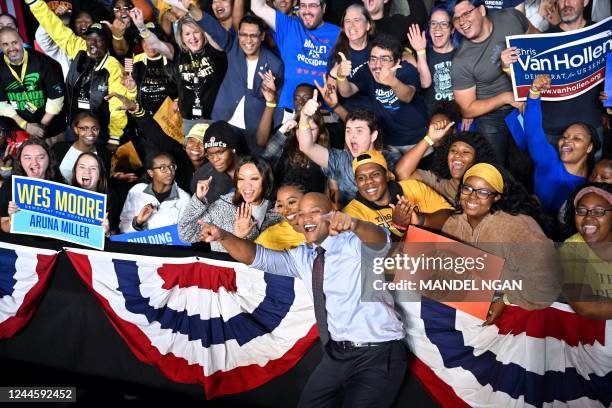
[561,233,612,299]
[255,220,306,250]
[342,179,453,238]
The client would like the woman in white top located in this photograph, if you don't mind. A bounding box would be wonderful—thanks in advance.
[51,112,111,184]
[119,152,190,233]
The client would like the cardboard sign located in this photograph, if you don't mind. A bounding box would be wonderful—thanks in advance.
[11,176,107,250]
[506,16,611,101]
[399,226,506,321]
[153,96,184,145]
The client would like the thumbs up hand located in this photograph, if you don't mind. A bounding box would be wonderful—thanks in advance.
[300,89,319,118]
[336,52,352,79]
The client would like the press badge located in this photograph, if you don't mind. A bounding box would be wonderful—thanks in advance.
[78,98,90,109]
[25,101,38,113]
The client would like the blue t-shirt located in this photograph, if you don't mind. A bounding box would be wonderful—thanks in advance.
[326,46,371,112]
[273,12,340,109]
[351,62,428,146]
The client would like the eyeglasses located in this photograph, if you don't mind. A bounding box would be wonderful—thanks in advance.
[238,32,262,40]
[368,55,394,64]
[299,2,321,10]
[151,164,177,173]
[452,7,476,24]
[77,126,100,133]
[205,149,228,160]
[113,6,133,12]
[461,184,498,199]
[430,20,451,29]
[574,207,612,217]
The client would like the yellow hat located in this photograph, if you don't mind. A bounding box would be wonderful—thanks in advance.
[352,150,390,175]
[462,163,504,194]
[185,123,209,144]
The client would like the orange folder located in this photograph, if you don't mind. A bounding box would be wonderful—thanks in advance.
[399,226,506,321]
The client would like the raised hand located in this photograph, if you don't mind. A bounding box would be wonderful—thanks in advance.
[314,75,339,108]
[136,203,155,226]
[389,195,418,228]
[234,202,255,238]
[500,46,519,70]
[113,172,139,182]
[377,63,401,87]
[106,91,138,112]
[101,17,128,38]
[407,24,426,53]
[163,0,190,12]
[279,119,298,134]
[123,72,136,92]
[198,220,226,242]
[323,210,355,235]
[129,7,146,31]
[196,176,212,201]
[258,69,277,103]
[300,89,319,118]
[336,52,352,79]
[531,74,551,92]
[427,120,455,144]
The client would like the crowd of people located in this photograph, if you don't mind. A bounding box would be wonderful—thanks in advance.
[0,0,610,405]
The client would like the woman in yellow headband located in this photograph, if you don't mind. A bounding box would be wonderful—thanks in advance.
[442,163,560,325]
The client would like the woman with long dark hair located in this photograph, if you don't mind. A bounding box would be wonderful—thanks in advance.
[520,74,600,215]
[178,155,281,252]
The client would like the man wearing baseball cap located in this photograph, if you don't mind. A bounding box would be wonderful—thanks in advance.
[343,150,453,239]
[190,121,239,203]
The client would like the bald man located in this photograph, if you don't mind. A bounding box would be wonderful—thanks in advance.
[200,193,407,407]
[0,27,65,140]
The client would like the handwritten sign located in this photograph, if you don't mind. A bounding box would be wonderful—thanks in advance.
[11,176,106,249]
[506,16,611,101]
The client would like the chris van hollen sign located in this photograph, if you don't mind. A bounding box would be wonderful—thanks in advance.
[11,176,107,250]
[506,16,611,101]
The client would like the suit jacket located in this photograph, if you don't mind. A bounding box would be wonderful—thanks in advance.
[197,13,284,148]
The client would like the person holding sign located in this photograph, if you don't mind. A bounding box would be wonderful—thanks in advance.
[336,34,429,153]
[119,152,190,233]
[521,74,600,216]
[71,152,119,235]
[441,163,560,323]
[0,138,60,233]
[0,27,66,142]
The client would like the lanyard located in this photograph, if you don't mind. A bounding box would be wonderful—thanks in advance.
[4,49,28,86]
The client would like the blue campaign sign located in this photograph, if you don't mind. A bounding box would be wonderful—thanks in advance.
[605,52,612,107]
[506,16,611,101]
[11,176,107,250]
[110,224,191,246]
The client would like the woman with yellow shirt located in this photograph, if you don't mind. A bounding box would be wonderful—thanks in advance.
[561,183,612,320]
[255,183,306,250]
